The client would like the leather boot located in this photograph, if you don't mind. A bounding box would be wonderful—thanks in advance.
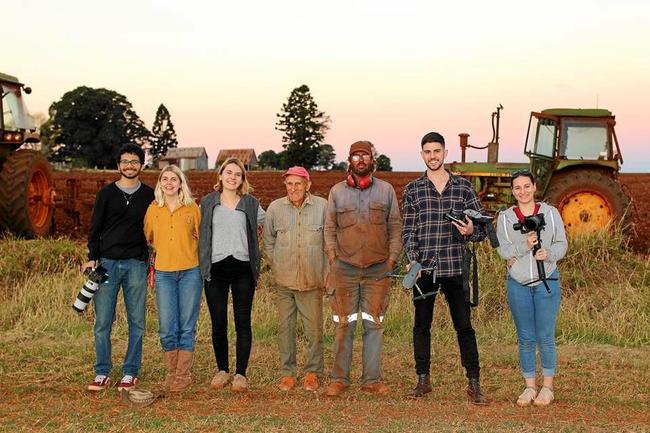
[406,374,432,398]
[163,349,179,390]
[467,377,488,405]
[171,350,194,392]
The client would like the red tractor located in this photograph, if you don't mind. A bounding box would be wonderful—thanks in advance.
[0,72,54,237]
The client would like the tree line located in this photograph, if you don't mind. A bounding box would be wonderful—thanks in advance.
[39,84,392,171]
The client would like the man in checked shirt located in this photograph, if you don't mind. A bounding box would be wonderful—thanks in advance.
[401,132,488,404]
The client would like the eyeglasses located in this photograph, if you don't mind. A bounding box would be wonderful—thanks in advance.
[119,159,141,166]
[350,154,372,163]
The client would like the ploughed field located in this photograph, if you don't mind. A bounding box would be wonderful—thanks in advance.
[620,173,650,253]
[52,171,650,253]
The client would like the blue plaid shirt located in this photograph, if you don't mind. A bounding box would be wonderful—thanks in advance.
[401,172,485,278]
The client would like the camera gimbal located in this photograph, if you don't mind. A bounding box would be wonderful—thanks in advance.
[513,213,556,293]
[377,260,438,301]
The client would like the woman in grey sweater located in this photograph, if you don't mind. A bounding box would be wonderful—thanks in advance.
[496,170,568,407]
[198,158,265,392]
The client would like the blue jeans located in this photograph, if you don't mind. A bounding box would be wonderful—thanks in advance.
[93,258,148,377]
[155,267,203,352]
[507,269,561,378]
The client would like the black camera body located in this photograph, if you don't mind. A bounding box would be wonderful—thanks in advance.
[73,266,109,313]
[513,213,546,234]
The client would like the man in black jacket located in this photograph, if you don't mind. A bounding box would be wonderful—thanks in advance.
[82,143,154,392]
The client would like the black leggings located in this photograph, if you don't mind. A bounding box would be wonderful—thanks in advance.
[205,256,255,376]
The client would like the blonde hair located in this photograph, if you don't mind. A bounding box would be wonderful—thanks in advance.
[214,157,252,196]
[154,164,195,207]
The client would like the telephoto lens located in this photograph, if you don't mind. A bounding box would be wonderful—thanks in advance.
[73,266,109,313]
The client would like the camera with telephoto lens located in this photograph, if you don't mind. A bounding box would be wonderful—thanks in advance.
[72,266,109,313]
[513,214,546,234]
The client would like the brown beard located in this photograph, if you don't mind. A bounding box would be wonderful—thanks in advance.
[351,162,374,177]
[119,167,141,179]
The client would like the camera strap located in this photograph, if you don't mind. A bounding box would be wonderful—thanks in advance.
[463,242,479,307]
[513,203,540,224]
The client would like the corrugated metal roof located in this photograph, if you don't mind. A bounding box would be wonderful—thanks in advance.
[161,147,208,160]
[216,148,258,165]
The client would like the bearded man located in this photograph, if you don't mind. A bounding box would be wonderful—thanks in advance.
[323,140,402,397]
[82,143,155,392]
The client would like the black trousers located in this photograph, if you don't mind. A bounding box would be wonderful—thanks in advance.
[412,274,480,379]
[205,256,255,376]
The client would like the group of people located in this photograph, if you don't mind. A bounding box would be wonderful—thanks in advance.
[83,132,567,407]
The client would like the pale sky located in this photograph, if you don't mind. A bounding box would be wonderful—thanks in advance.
[5,0,650,171]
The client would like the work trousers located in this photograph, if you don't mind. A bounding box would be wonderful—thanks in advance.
[329,259,390,385]
[276,285,324,377]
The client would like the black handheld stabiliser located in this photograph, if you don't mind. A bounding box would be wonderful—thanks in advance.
[513,214,557,293]
[463,209,499,248]
[377,259,438,301]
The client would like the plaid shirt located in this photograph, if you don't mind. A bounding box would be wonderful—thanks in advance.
[401,172,485,278]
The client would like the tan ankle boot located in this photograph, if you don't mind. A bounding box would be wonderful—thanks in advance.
[171,350,194,392]
[163,349,179,390]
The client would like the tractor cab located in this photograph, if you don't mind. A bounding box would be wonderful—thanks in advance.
[525,108,622,194]
[1,72,37,151]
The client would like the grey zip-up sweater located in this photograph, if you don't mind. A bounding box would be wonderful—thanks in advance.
[496,202,568,285]
[199,191,262,283]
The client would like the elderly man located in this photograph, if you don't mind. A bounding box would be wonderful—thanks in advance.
[263,166,328,391]
[323,141,402,397]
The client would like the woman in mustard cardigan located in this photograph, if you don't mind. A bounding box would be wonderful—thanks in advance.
[144,164,201,392]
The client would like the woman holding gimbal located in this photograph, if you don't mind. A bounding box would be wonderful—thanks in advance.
[496,170,568,407]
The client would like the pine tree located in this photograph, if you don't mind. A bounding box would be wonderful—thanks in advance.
[275,85,329,169]
[151,104,178,162]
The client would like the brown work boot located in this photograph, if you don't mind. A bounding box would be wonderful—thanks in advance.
[467,377,488,405]
[325,381,349,397]
[406,374,432,398]
[163,349,179,390]
[303,373,320,391]
[277,376,297,391]
[361,382,390,396]
[170,350,194,392]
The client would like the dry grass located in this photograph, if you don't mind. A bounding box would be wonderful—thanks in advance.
[0,234,649,432]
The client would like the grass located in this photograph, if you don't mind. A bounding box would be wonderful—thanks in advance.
[0,232,649,432]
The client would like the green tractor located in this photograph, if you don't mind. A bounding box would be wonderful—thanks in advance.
[447,105,629,236]
[0,72,55,237]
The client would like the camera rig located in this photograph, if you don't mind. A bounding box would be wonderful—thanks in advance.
[513,213,556,293]
[377,259,438,301]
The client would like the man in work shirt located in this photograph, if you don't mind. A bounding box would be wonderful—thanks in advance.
[82,143,154,392]
[402,132,488,404]
[263,166,328,392]
[324,140,402,397]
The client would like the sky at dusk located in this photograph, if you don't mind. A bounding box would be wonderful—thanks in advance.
[5,0,649,171]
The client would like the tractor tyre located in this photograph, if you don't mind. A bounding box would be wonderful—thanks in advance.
[0,150,55,237]
[544,169,631,236]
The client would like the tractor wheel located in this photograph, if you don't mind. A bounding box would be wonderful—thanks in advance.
[0,150,55,237]
[544,169,630,237]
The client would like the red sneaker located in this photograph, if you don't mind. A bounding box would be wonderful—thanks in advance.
[117,375,138,391]
[88,375,112,391]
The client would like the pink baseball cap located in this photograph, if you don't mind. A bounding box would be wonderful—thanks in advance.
[283,166,310,181]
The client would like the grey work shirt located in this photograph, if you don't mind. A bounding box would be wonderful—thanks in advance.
[263,193,328,291]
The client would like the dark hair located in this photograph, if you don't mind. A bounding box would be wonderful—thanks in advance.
[117,143,145,165]
[510,170,536,187]
[421,132,445,148]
